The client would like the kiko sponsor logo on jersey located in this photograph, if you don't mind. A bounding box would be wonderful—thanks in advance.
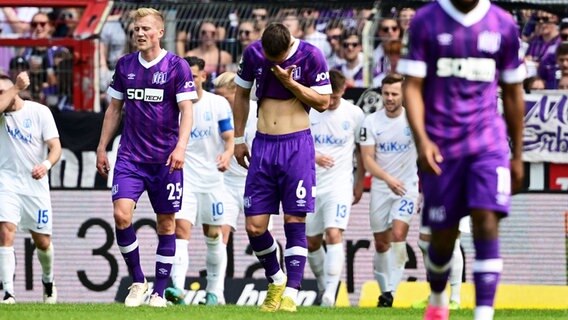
[378,141,411,153]
[5,123,32,143]
[313,134,347,145]
[191,127,213,139]
[126,88,164,102]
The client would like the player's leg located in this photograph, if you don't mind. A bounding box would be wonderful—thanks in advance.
[468,151,510,320]
[449,235,463,310]
[166,191,196,305]
[146,164,183,307]
[390,191,417,299]
[26,194,57,304]
[370,189,394,307]
[112,160,147,307]
[306,195,325,297]
[421,157,466,319]
[278,130,316,312]
[0,192,20,304]
[199,190,227,306]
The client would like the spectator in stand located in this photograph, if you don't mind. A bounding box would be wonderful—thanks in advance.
[23,12,58,101]
[235,20,260,63]
[0,7,38,74]
[324,19,346,68]
[373,18,401,83]
[42,49,73,111]
[251,7,269,34]
[52,8,82,38]
[523,76,545,92]
[398,7,416,33]
[333,28,381,88]
[558,75,568,89]
[382,39,402,77]
[185,19,233,89]
[525,11,560,78]
[540,40,568,89]
[281,14,303,39]
[300,8,331,58]
[100,9,126,95]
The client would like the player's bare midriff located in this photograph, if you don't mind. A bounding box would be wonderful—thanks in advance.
[257,97,309,135]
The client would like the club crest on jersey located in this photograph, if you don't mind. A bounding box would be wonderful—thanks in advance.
[477,31,501,54]
[437,33,453,46]
[342,121,350,130]
[292,67,302,80]
[152,71,168,85]
[23,118,32,128]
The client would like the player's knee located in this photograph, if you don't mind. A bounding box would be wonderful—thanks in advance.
[0,223,16,246]
[374,240,390,253]
[325,228,343,244]
[245,223,267,237]
[391,228,407,242]
[113,210,131,229]
[204,225,221,238]
[307,237,322,252]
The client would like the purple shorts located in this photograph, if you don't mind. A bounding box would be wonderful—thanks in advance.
[112,157,183,214]
[244,129,315,216]
[421,150,510,230]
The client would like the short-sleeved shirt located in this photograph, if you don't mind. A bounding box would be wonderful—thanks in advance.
[235,38,332,112]
[309,98,364,193]
[107,49,197,163]
[0,101,59,196]
[185,91,233,192]
[397,0,525,159]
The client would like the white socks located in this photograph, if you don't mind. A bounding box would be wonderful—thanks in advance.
[307,246,325,293]
[36,243,54,284]
[449,238,463,303]
[171,239,189,289]
[0,246,15,295]
[390,242,407,295]
[206,235,226,296]
[324,243,344,298]
[373,249,392,293]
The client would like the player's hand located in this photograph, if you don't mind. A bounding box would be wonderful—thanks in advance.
[15,72,30,91]
[96,149,111,178]
[235,143,250,169]
[31,163,48,180]
[386,176,406,196]
[352,182,364,205]
[166,145,185,174]
[316,154,334,169]
[216,151,232,172]
[417,139,443,175]
[510,158,524,194]
[271,64,296,89]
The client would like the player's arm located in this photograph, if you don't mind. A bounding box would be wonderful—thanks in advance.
[352,144,365,204]
[271,65,330,112]
[233,85,251,139]
[32,137,62,180]
[96,97,124,176]
[218,127,234,172]
[501,82,525,193]
[176,99,193,152]
[0,72,29,113]
[361,145,406,196]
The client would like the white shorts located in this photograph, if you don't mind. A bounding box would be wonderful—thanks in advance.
[223,181,244,231]
[370,188,418,233]
[0,191,53,235]
[177,187,235,229]
[420,216,472,235]
[306,187,352,237]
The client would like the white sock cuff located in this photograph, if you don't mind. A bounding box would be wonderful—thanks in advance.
[308,245,325,258]
[175,239,189,246]
[391,242,408,268]
[206,235,222,245]
[426,255,452,273]
[325,243,343,253]
[473,259,503,273]
[284,246,308,257]
[0,246,15,254]
[118,240,139,254]
[418,239,429,253]
[37,243,54,254]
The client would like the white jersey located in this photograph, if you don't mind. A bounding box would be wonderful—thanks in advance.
[0,101,59,196]
[184,91,233,192]
[310,98,364,193]
[360,108,418,191]
[224,100,258,186]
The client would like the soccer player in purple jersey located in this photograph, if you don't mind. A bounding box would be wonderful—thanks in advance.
[95,8,197,308]
[397,0,525,319]
[233,23,332,312]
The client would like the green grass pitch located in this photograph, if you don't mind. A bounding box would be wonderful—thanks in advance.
[2,304,567,320]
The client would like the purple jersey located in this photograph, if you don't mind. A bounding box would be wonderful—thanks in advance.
[108,50,197,163]
[235,39,332,113]
[397,0,525,159]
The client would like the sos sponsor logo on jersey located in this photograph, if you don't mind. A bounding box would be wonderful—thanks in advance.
[126,88,164,102]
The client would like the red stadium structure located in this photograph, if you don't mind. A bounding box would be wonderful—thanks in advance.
[0,0,112,111]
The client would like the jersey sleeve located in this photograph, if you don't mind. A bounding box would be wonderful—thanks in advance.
[498,20,526,84]
[359,114,375,146]
[40,106,59,141]
[353,106,365,144]
[396,16,428,78]
[107,58,124,100]
[175,58,198,102]
[235,46,255,89]
[306,46,332,95]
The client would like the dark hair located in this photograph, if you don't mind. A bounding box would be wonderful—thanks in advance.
[329,69,346,93]
[341,27,360,43]
[185,56,205,71]
[325,18,344,32]
[261,23,291,57]
[381,73,404,86]
[0,73,11,81]
[556,42,568,57]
